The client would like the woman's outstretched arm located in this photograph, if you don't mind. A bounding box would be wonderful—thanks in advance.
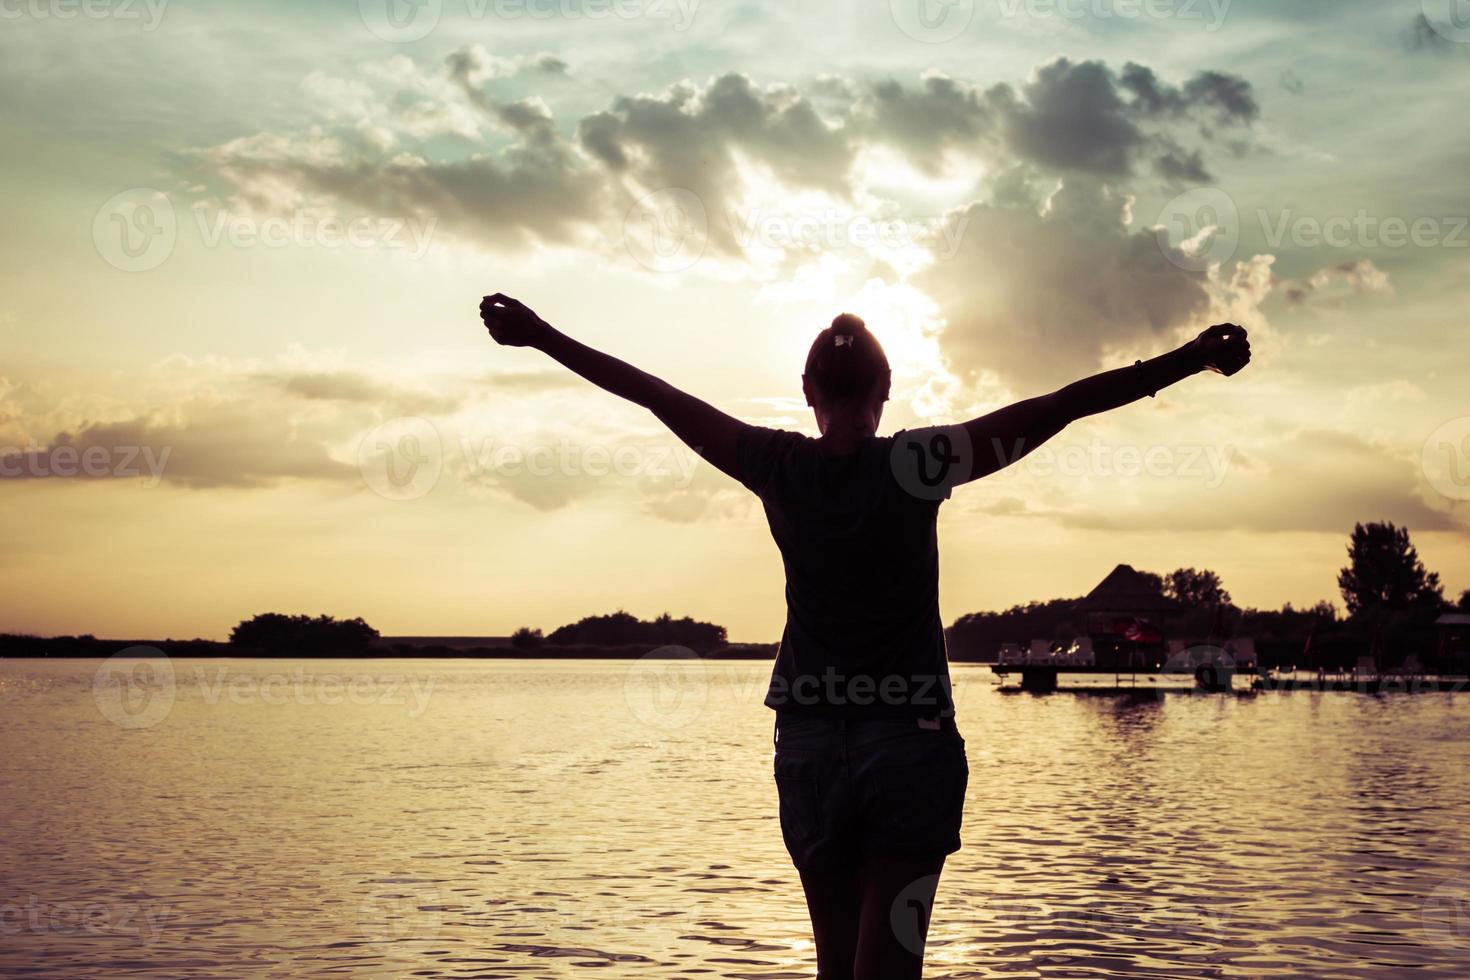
[956,323,1251,483]
[480,294,744,478]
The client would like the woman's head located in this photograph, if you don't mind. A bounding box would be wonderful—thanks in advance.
[802,313,891,437]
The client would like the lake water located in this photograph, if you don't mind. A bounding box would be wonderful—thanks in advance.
[3,657,1469,978]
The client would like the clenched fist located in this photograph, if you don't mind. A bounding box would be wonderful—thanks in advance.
[1189,323,1251,377]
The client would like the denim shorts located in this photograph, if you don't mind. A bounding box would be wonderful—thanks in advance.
[772,711,969,874]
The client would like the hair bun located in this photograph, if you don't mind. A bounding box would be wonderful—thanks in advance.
[830,312,866,334]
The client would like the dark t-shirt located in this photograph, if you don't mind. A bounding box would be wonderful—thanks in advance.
[736,424,961,719]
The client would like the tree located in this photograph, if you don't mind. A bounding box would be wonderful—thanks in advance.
[1458,590,1470,612]
[510,627,543,649]
[1336,522,1443,615]
[1163,567,1232,608]
[544,610,727,652]
[229,613,379,654]
[946,597,1081,660]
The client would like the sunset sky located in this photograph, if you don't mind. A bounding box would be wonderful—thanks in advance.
[2,0,1467,640]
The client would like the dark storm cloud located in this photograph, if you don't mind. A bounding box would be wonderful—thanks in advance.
[985,59,1255,177]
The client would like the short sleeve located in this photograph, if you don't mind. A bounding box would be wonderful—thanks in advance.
[736,424,794,496]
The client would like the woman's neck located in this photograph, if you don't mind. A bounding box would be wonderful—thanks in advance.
[817,418,874,455]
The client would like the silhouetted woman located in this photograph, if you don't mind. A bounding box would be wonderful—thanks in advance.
[479,294,1250,979]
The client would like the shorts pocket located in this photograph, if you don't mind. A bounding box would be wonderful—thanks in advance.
[866,749,968,854]
[773,754,823,846]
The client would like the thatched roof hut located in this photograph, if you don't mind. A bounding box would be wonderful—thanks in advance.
[1073,563,1181,614]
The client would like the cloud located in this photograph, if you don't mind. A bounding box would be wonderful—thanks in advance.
[577,72,853,254]
[992,60,1256,180]
[263,371,462,416]
[1282,259,1392,307]
[852,60,1255,182]
[201,50,607,250]
[477,370,585,393]
[0,409,354,489]
[856,75,991,174]
[185,56,1267,393]
[0,352,747,520]
[914,178,1217,388]
[451,429,714,515]
[193,55,1257,259]
[965,427,1455,534]
[0,359,445,490]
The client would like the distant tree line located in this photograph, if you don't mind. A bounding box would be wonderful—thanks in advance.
[6,521,1465,667]
[228,613,379,655]
[511,610,727,654]
[947,522,1465,672]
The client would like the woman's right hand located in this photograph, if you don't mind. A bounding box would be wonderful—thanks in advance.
[480,293,554,349]
[1189,323,1251,377]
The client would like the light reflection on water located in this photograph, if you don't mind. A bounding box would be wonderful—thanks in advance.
[2,658,1468,978]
